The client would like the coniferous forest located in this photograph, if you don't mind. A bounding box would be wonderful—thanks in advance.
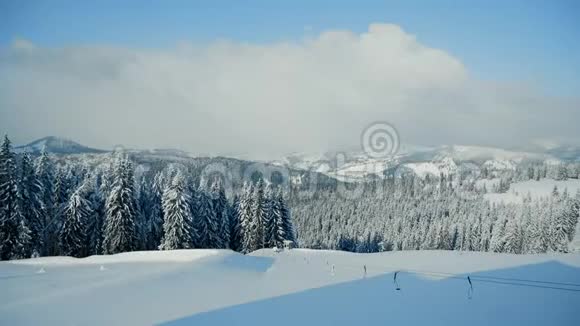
[1,134,579,261]
[0,135,295,260]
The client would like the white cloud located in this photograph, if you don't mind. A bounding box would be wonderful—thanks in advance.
[0,23,578,157]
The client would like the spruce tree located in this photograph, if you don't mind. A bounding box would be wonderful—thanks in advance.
[18,153,44,256]
[228,194,242,251]
[159,172,195,250]
[210,178,229,248]
[102,156,138,254]
[249,179,267,251]
[12,217,32,259]
[239,182,255,253]
[136,172,164,251]
[47,169,70,256]
[263,184,276,248]
[503,217,523,254]
[35,147,55,256]
[194,184,218,248]
[85,174,105,255]
[0,135,21,260]
[278,189,295,246]
[60,184,90,257]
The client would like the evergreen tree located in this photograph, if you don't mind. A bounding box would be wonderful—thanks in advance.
[249,179,267,251]
[239,182,255,253]
[35,147,55,256]
[228,194,243,251]
[18,153,43,256]
[102,156,138,254]
[194,184,218,248]
[47,169,71,256]
[270,188,295,248]
[85,174,105,255]
[12,217,32,259]
[262,184,276,248]
[144,172,164,250]
[60,184,91,257]
[159,172,195,250]
[210,178,229,248]
[0,135,22,260]
[503,217,523,254]
[551,196,571,253]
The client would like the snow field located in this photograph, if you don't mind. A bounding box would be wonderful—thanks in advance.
[1,249,579,325]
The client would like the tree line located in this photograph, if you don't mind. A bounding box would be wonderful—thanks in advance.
[0,135,295,260]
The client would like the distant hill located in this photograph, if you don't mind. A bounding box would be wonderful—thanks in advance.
[15,136,107,154]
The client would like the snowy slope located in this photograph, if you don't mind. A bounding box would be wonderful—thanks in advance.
[404,157,458,177]
[484,178,580,204]
[1,249,579,325]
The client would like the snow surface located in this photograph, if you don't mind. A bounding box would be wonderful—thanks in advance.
[404,157,458,178]
[1,249,580,325]
[484,178,580,204]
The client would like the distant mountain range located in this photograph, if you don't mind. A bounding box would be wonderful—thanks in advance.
[15,136,107,154]
[14,136,580,180]
[271,144,580,181]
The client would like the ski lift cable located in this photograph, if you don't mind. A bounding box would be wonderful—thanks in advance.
[303,257,580,293]
[338,261,580,288]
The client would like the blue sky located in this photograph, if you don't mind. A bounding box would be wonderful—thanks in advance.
[1,0,579,95]
[2,1,580,153]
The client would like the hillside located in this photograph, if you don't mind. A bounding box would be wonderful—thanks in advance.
[1,249,579,325]
[14,136,107,154]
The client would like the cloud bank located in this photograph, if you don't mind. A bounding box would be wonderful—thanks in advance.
[1,23,578,157]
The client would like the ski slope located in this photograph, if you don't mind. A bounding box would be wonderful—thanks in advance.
[1,249,579,325]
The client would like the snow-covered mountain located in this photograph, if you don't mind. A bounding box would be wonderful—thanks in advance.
[15,136,107,154]
[270,144,564,181]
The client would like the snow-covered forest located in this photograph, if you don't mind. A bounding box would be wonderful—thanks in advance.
[0,135,295,260]
[292,176,579,254]
[1,134,580,260]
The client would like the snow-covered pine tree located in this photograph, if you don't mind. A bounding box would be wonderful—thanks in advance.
[85,173,105,255]
[210,178,229,249]
[550,195,571,253]
[159,171,195,250]
[0,135,22,260]
[35,147,55,256]
[135,176,149,251]
[276,188,295,248]
[142,172,164,250]
[262,183,276,248]
[18,153,44,256]
[102,156,138,254]
[239,182,255,253]
[12,217,32,259]
[526,200,550,253]
[249,179,267,251]
[489,215,506,253]
[60,183,91,257]
[503,216,523,254]
[228,194,242,251]
[269,187,284,249]
[194,183,218,248]
[46,168,71,256]
[189,184,203,248]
